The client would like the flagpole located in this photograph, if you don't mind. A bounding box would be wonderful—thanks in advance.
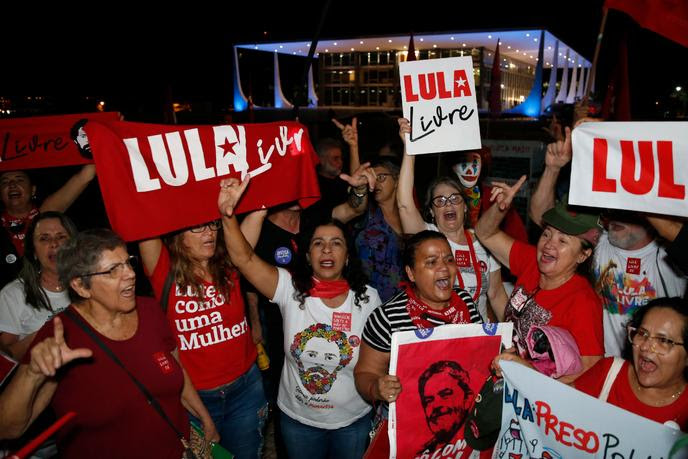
[584,7,609,102]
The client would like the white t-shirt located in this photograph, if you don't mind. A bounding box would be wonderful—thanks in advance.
[593,232,687,356]
[272,268,381,429]
[425,223,499,321]
[0,279,70,339]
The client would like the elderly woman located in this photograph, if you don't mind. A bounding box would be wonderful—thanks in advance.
[575,297,688,429]
[396,119,507,323]
[219,176,381,459]
[0,212,76,359]
[476,178,604,382]
[0,229,217,458]
[0,166,96,287]
[354,230,482,405]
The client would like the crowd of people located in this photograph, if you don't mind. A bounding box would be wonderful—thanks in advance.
[0,111,686,459]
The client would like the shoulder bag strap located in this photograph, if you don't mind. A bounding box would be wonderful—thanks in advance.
[598,357,625,402]
[63,308,184,441]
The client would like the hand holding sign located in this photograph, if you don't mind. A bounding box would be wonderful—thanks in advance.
[545,126,572,171]
[398,117,411,143]
[375,374,402,402]
[332,117,358,148]
[490,175,527,211]
[218,177,251,218]
[29,317,93,378]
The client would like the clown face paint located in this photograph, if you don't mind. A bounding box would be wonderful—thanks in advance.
[452,152,481,188]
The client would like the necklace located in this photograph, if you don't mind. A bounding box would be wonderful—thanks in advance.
[40,274,64,292]
[631,371,686,406]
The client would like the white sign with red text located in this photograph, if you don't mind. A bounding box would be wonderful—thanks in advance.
[494,361,687,459]
[400,56,481,155]
[570,122,688,217]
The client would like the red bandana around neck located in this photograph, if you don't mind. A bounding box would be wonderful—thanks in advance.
[309,277,350,299]
[1,207,39,256]
[404,282,471,329]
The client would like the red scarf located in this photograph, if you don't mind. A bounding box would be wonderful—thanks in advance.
[404,283,472,329]
[309,277,350,299]
[1,207,39,256]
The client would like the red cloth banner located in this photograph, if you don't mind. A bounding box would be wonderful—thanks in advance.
[0,112,120,171]
[86,120,320,241]
[606,0,688,48]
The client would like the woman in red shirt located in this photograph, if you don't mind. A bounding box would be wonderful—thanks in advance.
[575,297,688,430]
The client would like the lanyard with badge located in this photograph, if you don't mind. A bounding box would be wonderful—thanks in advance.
[454,229,482,303]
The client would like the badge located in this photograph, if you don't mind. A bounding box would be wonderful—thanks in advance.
[455,250,470,268]
[153,352,174,375]
[274,247,293,265]
[626,258,641,275]
[332,312,352,332]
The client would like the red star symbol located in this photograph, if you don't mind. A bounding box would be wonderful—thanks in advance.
[220,138,237,155]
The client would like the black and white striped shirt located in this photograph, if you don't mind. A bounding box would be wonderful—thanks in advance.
[361,287,482,352]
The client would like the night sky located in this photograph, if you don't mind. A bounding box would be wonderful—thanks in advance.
[2,1,686,119]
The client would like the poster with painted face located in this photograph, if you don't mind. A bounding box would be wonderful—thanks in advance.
[389,323,513,459]
[399,56,481,156]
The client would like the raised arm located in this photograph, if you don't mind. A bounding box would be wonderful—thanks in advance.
[474,176,526,268]
[332,117,360,174]
[40,165,97,213]
[0,317,92,438]
[332,162,376,223]
[219,178,279,300]
[396,118,426,234]
[138,238,163,277]
[529,127,571,227]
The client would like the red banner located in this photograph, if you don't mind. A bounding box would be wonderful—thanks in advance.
[606,0,688,48]
[0,112,120,171]
[86,120,320,241]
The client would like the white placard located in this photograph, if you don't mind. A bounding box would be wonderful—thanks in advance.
[570,122,688,217]
[494,361,687,458]
[400,56,481,155]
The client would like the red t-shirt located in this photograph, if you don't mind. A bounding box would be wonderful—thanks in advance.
[148,246,256,389]
[24,298,187,459]
[507,241,604,357]
[576,357,688,430]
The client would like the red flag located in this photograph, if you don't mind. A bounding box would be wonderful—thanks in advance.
[601,33,631,120]
[407,32,417,61]
[489,39,502,117]
[86,120,321,241]
[606,0,688,48]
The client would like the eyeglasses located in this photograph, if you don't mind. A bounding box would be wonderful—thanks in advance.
[431,193,463,208]
[189,220,222,233]
[627,326,685,355]
[81,255,138,279]
[375,173,395,183]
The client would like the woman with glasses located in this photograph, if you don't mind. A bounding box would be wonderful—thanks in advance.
[139,216,266,458]
[0,166,97,288]
[219,177,381,459]
[396,118,507,322]
[0,212,77,359]
[0,229,217,458]
[479,179,604,383]
[575,297,688,429]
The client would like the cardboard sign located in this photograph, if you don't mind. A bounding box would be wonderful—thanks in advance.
[400,56,481,155]
[389,323,513,459]
[494,361,687,459]
[570,122,688,217]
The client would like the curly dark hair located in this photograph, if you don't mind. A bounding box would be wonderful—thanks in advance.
[291,219,369,308]
[622,297,688,380]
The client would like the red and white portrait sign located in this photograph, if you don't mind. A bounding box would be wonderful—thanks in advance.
[389,323,512,459]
